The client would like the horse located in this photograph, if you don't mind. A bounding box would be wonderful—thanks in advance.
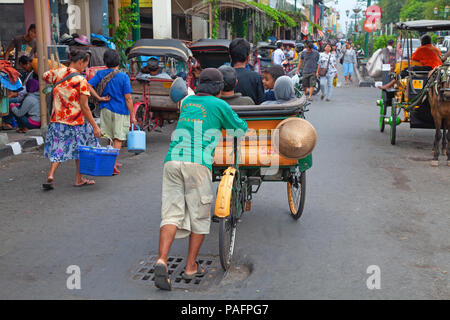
[427,66,450,167]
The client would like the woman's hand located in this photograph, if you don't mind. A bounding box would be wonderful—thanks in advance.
[316,71,319,78]
[93,125,102,138]
[98,95,111,102]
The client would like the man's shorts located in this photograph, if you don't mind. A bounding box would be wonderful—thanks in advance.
[161,161,214,239]
[302,73,317,88]
[100,108,130,141]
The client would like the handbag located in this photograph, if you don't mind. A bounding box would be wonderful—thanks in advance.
[318,54,331,77]
[90,69,119,117]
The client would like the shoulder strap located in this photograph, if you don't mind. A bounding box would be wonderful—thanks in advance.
[54,72,81,88]
[96,69,119,97]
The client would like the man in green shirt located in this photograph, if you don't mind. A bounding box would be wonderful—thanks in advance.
[154,68,248,290]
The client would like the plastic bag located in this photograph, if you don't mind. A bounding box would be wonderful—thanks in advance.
[365,48,383,78]
[333,76,338,87]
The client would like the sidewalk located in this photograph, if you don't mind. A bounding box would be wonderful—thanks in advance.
[0,129,44,160]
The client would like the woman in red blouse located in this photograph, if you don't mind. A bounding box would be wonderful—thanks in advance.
[42,49,108,190]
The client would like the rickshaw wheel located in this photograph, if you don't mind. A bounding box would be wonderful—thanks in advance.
[390,98,397,145]
[287,169,306,220]
[135,104,148,130]
[219,177,238,271]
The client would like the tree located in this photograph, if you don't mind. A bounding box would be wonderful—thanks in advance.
[400,0,425,21]
[380,0,406,24]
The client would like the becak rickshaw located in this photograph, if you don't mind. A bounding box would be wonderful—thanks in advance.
[126,39,194,132]
[189,39,231,69]
[212,96,317,270]
[377,20,450,147]
[253,42,277,75]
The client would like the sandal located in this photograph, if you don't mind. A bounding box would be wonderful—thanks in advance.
[154,263,171,291]
[74,178,95,187]
[181,261,206,280]
[42,177,54,190]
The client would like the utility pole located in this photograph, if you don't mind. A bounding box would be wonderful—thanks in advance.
[364,0,371,58]
[132,0,141,41]
[294,0,297,41]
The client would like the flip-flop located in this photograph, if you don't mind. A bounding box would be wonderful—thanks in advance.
[181,261,207,280]
[154,263,171,291]
[42,177,54,190]
[74,179,95,187]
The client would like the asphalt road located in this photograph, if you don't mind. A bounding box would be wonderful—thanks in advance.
[0,84,449,300]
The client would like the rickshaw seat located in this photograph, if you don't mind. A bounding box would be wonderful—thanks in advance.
[230,97,306,117]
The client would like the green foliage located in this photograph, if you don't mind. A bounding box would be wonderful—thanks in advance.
[422,0,450,19]
[107,3,140,69]
[380,0,406,24]
[242,1,296,28]
[399,0,425,21]
[373,34,397,52]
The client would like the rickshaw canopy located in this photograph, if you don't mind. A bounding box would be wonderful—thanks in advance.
[189,39,231,69]
[396,20,450,32]
[127,39,193,62]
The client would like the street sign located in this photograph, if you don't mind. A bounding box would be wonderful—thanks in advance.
[363,4,382,33]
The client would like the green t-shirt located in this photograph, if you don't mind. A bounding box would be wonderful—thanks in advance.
[164,95,248,170]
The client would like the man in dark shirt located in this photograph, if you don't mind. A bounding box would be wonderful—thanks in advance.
[3,24,36,72]
[229,38,265,105]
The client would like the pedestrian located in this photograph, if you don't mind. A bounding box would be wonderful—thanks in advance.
[341,42,357,85]
[154,68,248,290]
[382,39,396,72]
[2,24,36,74]
[218,65,254,105]
[42,48,109,190]
[317,43,338,102]
[296,42,320,102]
[88,49,136,175]
[230,38,265,104]
[8,78,41,132]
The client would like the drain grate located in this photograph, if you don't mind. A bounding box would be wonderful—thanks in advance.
[131,255,223,290]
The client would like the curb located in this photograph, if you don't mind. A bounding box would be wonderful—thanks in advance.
[0,136,44,160]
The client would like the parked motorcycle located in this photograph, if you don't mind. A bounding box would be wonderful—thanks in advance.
[291,69,321,97]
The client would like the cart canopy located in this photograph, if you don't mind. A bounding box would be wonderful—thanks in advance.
[127,39,192,62]
[396,20,450,32]
[190,39,231,69]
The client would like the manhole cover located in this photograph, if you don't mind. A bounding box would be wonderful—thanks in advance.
[131,255,223,290]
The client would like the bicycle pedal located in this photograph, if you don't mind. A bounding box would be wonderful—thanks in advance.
[245,201,252,211]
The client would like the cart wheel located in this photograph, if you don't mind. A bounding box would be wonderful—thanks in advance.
[313,79,321,95]
[219,178,238,271]
[379,99,386,132]
[287,170,306,220]
[135,104,147,130]
[390,98,397,145]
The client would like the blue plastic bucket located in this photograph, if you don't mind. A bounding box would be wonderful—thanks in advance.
[78,145,119,176]
[127,124,146,154]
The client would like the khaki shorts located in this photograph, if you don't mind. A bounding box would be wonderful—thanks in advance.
[161,161,214,239]
[302,72,317,88]
[100,108,130,141]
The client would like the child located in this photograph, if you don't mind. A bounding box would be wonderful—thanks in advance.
[261,76,296,105]
[262,65,285,102]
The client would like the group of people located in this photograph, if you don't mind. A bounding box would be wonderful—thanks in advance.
[1,24,42,132]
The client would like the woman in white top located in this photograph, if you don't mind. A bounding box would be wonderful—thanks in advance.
[316,43,337,101]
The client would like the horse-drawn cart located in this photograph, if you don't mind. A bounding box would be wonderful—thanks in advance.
[378,20,450,147]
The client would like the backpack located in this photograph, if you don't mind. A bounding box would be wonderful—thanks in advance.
[89,69,119,117]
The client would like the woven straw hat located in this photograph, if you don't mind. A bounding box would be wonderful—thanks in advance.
[272,118,317,160]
